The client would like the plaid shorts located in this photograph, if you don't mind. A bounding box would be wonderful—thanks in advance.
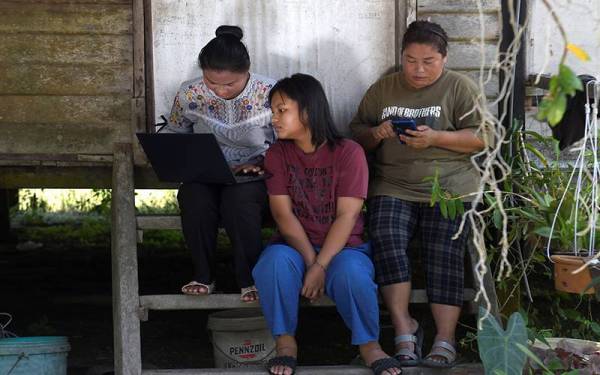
[368,196,471,306]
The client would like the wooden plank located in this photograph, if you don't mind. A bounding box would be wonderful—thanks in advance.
[0,123,118,154]
[132,0,144,98]
[137,215,181,230]
[420,13,499,40]
[406,0,417,25]
[0,34,131,64]
[144,0,155,132]
[111,142,141,375]
[0,64,132,95]
[0,165,176,189]
[2,0,131,4]
[446,42,497,70]
[0,3,131,34]
[460,70,499,98]
[418,0,500,12]
[0,95,130,124]
[139,289,477,311]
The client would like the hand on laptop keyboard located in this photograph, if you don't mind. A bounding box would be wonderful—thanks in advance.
[233,163,264,177]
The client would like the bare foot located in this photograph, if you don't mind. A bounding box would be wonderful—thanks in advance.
[241,291,258,302]
[181,281,213,296]
[240,286,259,303]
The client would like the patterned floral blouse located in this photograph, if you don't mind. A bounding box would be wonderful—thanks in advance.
[166,73,276,166]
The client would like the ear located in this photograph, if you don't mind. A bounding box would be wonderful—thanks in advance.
[300,109,309,127]
[442,55,448,65]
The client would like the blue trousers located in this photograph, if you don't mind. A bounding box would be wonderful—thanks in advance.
[252,242,379,345]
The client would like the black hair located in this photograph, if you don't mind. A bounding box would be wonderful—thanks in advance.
[402,20,448,57]
[198,25,250,72]
[269,73,342,147]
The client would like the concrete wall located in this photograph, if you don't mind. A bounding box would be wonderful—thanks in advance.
[151,0,501,132]
[0,0,134,156]
[417,0,500,99]
[528,0,600,77]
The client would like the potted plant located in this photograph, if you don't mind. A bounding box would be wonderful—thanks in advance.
[498,127,600,297]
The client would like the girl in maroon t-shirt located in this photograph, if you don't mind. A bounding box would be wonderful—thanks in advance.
[252,74,401,375]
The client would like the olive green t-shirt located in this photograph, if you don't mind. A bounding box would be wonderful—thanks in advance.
[350,69,487,202]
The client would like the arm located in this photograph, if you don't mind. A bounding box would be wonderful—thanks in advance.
[269,195,317,267]
[315,197,364,268]
[353,121,397,152]
[403,126,484,153]
[301,197,364,301]
[349,84,387,152]
[163,88,194,134]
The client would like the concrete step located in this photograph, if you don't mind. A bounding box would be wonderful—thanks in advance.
[142,364,484,374]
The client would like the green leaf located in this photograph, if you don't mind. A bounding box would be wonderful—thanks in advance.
[456,201,465,215]
[448,199,457,220]
[533,226,554,238]
[536,98,551,121]
[477,308,528,375]
[493,208,502,229]
[558,64,583,94]
[547,358,565,371]
[515,343,551,373]
[589,321,600,336]
[524,143,549,167]
[439,199,448,218]
[547,93,567,126]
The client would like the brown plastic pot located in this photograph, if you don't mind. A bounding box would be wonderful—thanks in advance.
[551,255,598,294]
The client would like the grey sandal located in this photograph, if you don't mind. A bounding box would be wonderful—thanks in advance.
[393,324,423,367]
[421,340,457,368]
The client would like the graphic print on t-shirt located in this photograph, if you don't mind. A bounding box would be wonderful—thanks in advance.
[286,164,335,225]
[380,105,442,129]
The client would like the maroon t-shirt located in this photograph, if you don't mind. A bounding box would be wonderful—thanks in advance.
[264,139,368,247]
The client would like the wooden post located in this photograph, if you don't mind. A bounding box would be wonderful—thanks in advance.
[111,142,141,375]
[0,189,18,242]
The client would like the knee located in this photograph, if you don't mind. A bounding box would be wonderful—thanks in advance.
[177,184,213,211]
[369,221,396,242]
[253,244,302,280]
[328,252,374,291]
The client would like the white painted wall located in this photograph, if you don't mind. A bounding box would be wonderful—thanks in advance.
[152,0,397,133]
[528,0,600,76]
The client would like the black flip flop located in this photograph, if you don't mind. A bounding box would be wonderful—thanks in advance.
[370,356,403,375]
[266,355,297,375]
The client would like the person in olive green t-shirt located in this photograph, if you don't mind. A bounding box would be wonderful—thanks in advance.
[350,20,489,369]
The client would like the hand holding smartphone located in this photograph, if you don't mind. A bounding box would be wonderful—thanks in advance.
[391,118,417,143]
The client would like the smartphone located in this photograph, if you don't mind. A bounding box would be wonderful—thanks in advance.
[391,118,417,136]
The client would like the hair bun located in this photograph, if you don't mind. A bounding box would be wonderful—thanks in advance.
[215,25,243,40]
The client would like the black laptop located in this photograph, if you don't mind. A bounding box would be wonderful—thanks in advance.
[136,133,266,184]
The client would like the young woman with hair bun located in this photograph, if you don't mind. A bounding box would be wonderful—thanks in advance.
[165,25,276,303]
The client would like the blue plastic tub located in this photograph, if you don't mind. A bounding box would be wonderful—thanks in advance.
[0,336,70,375]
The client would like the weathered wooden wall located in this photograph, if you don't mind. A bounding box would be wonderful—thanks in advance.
[417,0,501,100]
[0,0,134,156]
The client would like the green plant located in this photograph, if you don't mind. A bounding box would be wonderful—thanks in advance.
[424,169,465,220]
[536,64,583,126]
[477,308,528,375]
